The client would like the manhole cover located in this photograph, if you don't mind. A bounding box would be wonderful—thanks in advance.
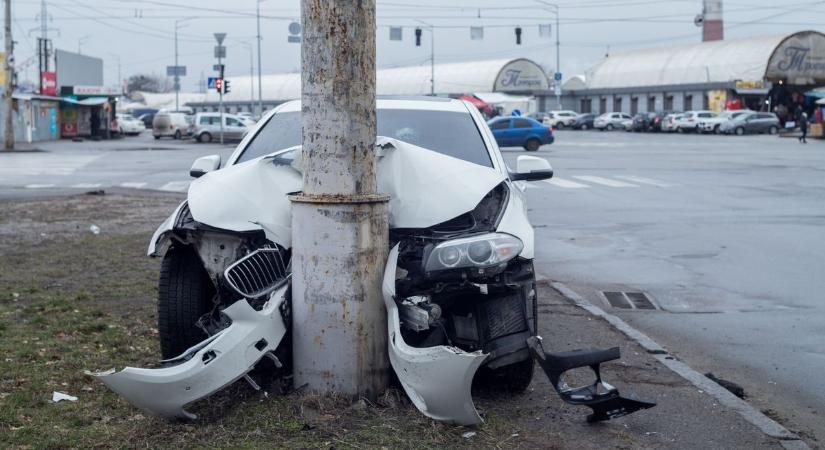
[600,291,657,310]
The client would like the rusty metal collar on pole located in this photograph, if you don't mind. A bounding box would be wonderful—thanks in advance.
[289,193,389,204]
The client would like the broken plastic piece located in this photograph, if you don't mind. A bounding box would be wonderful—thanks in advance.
[527,336,656,423]
[383,245,488,426]
[93,283,289,420]
[52,391,78,402]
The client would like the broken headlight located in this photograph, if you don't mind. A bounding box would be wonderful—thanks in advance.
[424,233,522,272]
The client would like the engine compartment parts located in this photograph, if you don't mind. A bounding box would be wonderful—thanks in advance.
[527,336,656,423]
[92,284,289,420]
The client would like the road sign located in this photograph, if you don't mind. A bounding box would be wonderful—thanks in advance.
[288,22,302,35]
[207,77,219,89]
[214,45,226,58]
[212,64,224,71]
[213,32,226,44]
[287,36,301,43]
[166,65,187,77]
[554,72,562,81]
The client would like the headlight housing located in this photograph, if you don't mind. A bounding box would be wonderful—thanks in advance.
[424,233,523,272]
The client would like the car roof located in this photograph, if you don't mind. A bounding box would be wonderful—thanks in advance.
[276,97,470,114]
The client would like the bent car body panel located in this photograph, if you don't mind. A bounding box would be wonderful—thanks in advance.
[185,138,507,246]
[93,284,289,420]
[496,187,534,259]
[147,200,188,256]
[382,245,487,426]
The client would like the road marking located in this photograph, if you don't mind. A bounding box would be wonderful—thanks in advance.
[159,181,190,192]
[614,175,673,187]
[71,183,102,189]
[120,182,148,189]
[25,184,56,189]
[0,154,101,176]
[543,177,589,189]
[572,175,638,187]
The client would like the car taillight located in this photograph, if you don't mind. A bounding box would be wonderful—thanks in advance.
[548,126,553,134]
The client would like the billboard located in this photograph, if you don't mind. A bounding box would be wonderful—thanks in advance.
[55,49,103,89]
[41,71,57,95]
[493,58,550,92]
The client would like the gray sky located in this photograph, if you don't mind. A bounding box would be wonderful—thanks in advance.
[8,0,825,91]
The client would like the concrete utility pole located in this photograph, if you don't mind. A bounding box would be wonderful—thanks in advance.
[414,20,435,96]
[536,1,562,109]
[4,0,14,150]
[290,0,389,400]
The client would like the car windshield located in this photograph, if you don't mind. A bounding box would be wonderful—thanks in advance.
[236,108,493,167]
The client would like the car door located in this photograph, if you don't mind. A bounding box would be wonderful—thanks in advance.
[488,118,512,146]
[512,118,534,145]
[225,116,246,140]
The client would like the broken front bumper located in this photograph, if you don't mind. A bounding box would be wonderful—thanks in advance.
[93,284,289,420]
[383,245,488,426]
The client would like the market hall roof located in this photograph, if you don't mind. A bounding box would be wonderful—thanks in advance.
[583,30,825,90]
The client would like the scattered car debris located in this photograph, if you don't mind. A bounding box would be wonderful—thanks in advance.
[705,373,745,399]
[89,224,101,235]
[462,431,477,439]
[52,391,78,403]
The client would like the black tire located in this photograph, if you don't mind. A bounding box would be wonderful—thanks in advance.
[581,124,589,130]
[153,135,160,140]
[157,246,215,359]
[524,138,541,152]
[479,358,535,393]
[606,124,614,131]
[735,126,745,136]
[198,132,212,143]
[768,125,778,135]
[555,122,564,130]
[714,125,721,134]
[174,130,182,140]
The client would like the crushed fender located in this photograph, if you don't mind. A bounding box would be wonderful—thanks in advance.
[527,336,656,423]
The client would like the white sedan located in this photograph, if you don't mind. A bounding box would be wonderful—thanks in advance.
[116,113,146,136]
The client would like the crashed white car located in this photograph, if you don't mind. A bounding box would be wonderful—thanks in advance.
[96,97,653,425]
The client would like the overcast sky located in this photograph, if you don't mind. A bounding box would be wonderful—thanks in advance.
[8,0,825,91]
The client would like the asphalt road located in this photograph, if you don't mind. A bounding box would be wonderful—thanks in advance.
[501,130,825,443]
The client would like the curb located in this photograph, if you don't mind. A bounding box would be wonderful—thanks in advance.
[550,281,810,450]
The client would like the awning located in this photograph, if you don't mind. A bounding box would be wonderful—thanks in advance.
[804,88,825,99]
[60,97,109,106]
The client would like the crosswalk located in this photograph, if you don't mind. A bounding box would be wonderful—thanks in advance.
[22,174,673,193]
[22,181,192,193]
[543,174,674,190]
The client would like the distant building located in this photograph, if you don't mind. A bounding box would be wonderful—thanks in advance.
[561,31,825,115]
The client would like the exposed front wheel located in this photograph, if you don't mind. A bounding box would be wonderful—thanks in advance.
[479,358,535,393]
[525,138,541,152]
[157,246,215,359]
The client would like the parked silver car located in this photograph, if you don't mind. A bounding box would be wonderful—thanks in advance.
[190,112,251,143]
[594,112,632,131]
[719,112,780,135]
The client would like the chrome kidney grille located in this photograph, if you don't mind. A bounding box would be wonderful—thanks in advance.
[224,248,289,298]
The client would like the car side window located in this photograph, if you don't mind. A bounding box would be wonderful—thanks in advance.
[227,117,242,127]
[200,116,212,125]
[513,118,532,128]
[489,119,510,130]
[756,113,774,120]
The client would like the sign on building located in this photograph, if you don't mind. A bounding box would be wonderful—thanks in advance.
[766,31,825,85]
[493,58,550,92]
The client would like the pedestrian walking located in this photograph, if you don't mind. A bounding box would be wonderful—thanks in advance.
[798,112,808,144]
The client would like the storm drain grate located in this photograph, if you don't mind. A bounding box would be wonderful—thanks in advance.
[601,291,657,310]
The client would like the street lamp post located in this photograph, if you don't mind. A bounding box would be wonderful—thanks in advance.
[173,18,192,113]
[536,1,561,109]
[414,20,435,96]
[240,42,255,112]
[214,32,226,144]
[256,0,266,118]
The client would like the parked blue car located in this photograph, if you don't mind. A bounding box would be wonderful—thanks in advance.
[487,116,554,151]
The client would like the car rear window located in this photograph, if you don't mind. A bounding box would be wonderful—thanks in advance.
[237,109,493,167]
[513,118,532,128]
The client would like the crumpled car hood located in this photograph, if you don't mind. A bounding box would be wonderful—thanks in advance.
[188,137,506,247]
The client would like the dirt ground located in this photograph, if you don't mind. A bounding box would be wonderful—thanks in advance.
[0,192,784,449]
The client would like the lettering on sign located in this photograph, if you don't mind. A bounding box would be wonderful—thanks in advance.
[494,59,550,92]
[766,32,825,82]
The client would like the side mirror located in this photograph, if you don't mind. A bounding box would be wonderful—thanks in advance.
[511,155,553,181]
[190,154,221,178]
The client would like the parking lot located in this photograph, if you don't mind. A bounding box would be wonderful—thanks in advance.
[501,130,825,443]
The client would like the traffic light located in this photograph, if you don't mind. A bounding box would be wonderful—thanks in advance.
[222,80,231,94]
[515,27,522,45]
[415,28,422,46]
[214,78,223,93]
